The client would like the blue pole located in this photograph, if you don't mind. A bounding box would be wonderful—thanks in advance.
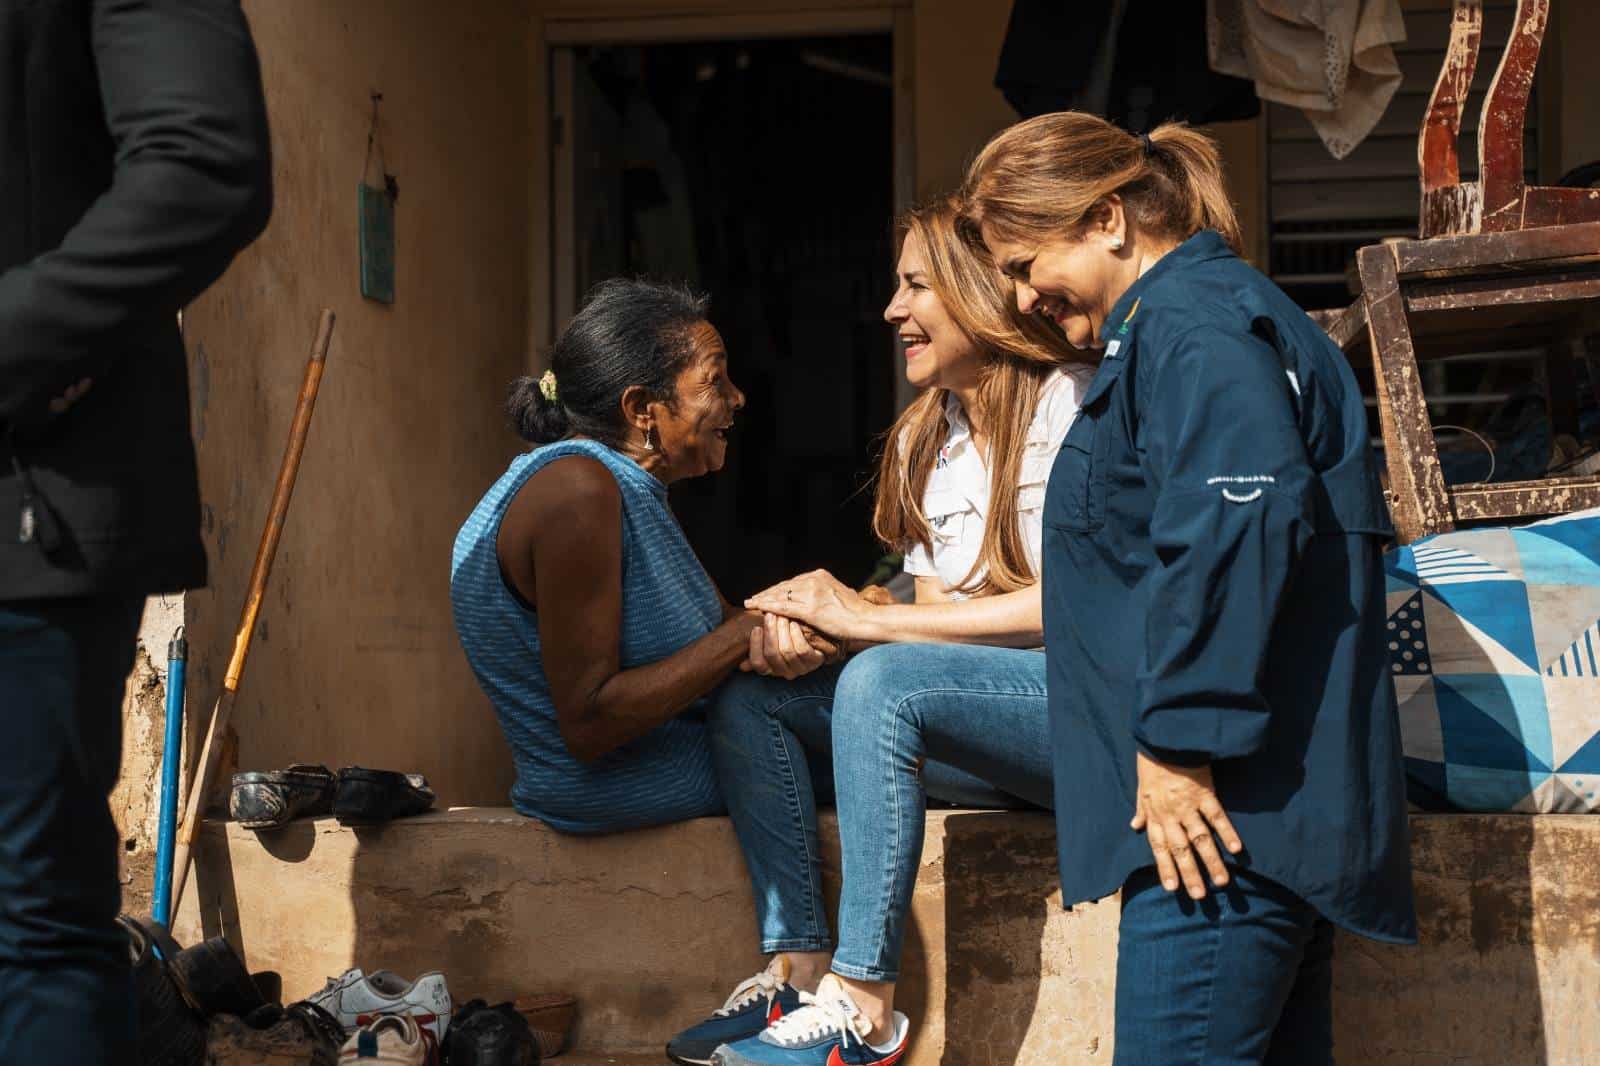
[152,627,187,928]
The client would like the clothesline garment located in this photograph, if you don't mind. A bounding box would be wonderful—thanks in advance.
[902,366,1098,599]
[1207,0,1407,159]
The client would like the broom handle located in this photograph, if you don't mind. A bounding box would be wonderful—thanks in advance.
[169,309,335,921]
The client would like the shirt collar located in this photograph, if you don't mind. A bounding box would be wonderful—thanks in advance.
[1098,229,1234,346]
[941,390,973,446]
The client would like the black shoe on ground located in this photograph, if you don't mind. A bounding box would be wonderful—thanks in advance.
[445,999,540,1066]
[332,766,436,826]
[230,764,336,830]
[168,935,268,1018]
[119,915,208,1066]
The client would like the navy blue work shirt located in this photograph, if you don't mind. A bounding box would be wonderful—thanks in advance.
[1043,230,1418,943]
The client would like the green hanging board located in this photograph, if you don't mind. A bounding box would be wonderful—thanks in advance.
[359,183,395,304]
[359,93,396,304]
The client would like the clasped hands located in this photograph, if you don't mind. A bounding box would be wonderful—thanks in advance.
[737,569,887,680]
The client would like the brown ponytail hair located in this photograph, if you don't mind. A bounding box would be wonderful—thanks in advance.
[872,197,1082,597]
[961,112,1242,254]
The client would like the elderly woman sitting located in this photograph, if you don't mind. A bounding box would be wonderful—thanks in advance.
[450,278,840,832]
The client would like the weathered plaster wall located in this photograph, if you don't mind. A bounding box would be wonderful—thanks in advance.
[111,595,187,914]
[177,811,1600,1063]
[181,0,535,806]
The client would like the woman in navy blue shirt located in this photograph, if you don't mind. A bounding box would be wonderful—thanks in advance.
[962,112,1416,1064]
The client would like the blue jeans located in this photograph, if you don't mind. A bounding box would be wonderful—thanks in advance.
[707,643,1053,980]
[1115,866,1334,1065]
[0,596,145,1064]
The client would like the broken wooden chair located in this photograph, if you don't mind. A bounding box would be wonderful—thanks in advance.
[1320,0,1600,544]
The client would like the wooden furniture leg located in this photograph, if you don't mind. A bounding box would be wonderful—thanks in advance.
[1358,244,1455,542]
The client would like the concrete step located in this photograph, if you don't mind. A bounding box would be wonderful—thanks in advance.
[175,808,1600,1065]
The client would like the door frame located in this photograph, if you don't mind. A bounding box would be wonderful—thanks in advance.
[544,7,915,406]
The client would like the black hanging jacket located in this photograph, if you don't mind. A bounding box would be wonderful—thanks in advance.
[0,0,272,600]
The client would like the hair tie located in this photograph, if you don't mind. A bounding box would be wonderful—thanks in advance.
[1140,132,1155,157]
[538,369,558,403]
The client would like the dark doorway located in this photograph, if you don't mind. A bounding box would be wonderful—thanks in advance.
[555,34,898,598]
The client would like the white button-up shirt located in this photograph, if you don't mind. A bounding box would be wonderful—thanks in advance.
[903,366,1096,598]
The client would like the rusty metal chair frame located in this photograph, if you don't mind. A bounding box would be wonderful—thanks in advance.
[1319,0,1600,544]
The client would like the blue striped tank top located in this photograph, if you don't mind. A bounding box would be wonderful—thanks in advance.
[450,439,724,831]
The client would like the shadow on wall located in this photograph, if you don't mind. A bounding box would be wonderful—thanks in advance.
[1331,814,1550,1064]
[941,811,1052,1066]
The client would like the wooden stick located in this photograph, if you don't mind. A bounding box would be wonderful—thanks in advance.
[169,309,336,921]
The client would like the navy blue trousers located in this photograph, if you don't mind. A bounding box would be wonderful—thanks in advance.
[1115,866,1335,1065]
[0,596,144,1064]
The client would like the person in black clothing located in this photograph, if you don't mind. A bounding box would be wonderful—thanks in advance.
[0,1,272,1059]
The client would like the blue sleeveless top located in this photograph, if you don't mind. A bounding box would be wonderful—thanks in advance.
[450,439,723,830]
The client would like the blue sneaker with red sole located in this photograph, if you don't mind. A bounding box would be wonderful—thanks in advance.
[667,957,804,1066]
[711,975,909,1066]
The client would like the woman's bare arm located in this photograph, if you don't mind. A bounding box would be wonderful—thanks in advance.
[501,456,760,764]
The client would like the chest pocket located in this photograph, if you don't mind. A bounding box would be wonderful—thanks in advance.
[922,487,974,540]
[1043,356,1125,533]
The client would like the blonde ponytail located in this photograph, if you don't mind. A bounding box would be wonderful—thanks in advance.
[961,112,1241,254]
[1145,124,1242,252]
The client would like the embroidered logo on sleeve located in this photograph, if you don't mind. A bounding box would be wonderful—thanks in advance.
[1206,474,1276,503]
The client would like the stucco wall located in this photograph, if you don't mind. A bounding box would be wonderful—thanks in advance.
[180,0,534,807]
[177,810,1600,1063]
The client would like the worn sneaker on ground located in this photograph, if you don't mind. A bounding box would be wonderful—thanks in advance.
[308,967,451,1057]
[340,1013,426,1063]
[710,974,909,1066]
[666,956,803,1066]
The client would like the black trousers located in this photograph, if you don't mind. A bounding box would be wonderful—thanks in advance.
[0,595,144,1063]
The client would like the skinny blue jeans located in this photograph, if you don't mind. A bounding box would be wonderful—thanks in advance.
[1114,866,1335,1065]
[706,643,1054,981]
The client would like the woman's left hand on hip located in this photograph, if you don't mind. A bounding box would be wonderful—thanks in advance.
[1130,750,1244,899]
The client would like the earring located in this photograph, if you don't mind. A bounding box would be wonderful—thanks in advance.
[643,426,656,452]
[1109,236,1124,251]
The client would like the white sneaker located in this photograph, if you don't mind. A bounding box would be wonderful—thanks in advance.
[339,1013,426,1063]
[309,968,451,1053]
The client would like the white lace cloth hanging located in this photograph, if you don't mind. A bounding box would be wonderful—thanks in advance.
[1207,0,1407,159]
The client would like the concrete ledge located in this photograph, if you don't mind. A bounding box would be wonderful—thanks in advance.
[176,810,1600,1064]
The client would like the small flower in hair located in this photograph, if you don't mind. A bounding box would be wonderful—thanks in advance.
[539,369,558,403]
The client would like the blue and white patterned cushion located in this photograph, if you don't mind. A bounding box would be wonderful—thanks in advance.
[1385,507,1600,813]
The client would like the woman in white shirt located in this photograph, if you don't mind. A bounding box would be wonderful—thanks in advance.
[666,198,1095,1066]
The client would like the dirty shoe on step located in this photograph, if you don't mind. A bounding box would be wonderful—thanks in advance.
[332,767,436,825]
[230,764,337,830]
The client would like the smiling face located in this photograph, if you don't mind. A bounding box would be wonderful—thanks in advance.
[883,230,985,393]
[650,321,744,481]
[980,209,1130,348]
